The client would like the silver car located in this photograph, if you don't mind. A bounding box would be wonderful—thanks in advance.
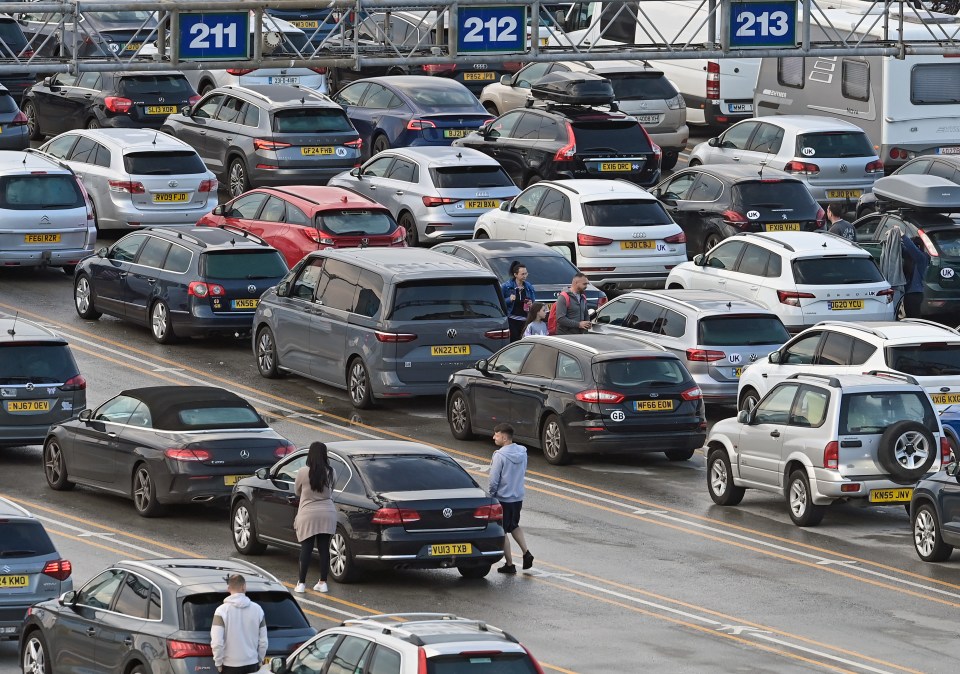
[38,128,217,231]
[590,289,790,405]
[329,146,520,246]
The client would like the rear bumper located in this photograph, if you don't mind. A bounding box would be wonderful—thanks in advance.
[648,126,689,154]
[0,422,69,447]
[808,466,937,505]
[697,378,738,405]
[171,305,258,337]
[250,165,354,188]
[582,271,678,290]
[99,197,217,230]
[0,126,30,150]
[354,528,505,568]
[567,429,706,455]
[419,213,481,240]
[0,247,94,268]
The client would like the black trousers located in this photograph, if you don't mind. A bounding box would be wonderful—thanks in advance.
[904,292,923,318]
[221,664,260,674]
[299,533,332,584]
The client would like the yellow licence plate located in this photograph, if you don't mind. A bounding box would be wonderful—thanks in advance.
[765,223,800,232]
[826,189,863,199]
[464,72,496,81]
[932,393,960,405]
[430,543,472,556]
[223,475,251,486]
[0,575,28,588]
[153,192,189,203]
[635,400,674,411]
[431,345,470,356]
[24,233,60,244]
[6,400,50,412]
[599,162,633,172]
[231,299,259,310]
[620,241,655,250]
[735,367,742,377]
[463,199,499,209]
[829,299,864,310]
[291,20,319,28]
[540,37,549,46]
[869,488,913,503]
[145,105,177,115]
[443,129,469,139]
[124,42,142,51]
[301,146,335,155]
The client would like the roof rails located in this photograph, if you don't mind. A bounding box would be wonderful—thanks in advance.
[0,496,31,517]
[863,370,920,385]
[813,321,889,339]
[216,224,269,247]
[816,230,858,246]
[341,614,519,646]
[786,372,841,387]
[221,85,272,104]
[229,559,281,583]
[898,318,960,336]
[271,185,375,207]
[748,232,795,252]
[152,560,276,582]
[544,181,580,195]
[144,226,206,248]
[121,560,183,586]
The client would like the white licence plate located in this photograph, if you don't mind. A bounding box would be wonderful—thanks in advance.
[635,114,660,124]
[729,103,753,113]
[939,146,960,155]
[269,76,300,85]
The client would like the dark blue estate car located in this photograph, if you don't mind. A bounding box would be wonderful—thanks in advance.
[73,226,288,343]
[911,460,960,562]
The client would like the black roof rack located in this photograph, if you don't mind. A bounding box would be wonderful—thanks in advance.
[144,226,206,248]
[544,180,580,195]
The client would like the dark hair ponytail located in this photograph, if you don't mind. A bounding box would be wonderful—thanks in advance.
[307,441,334,492]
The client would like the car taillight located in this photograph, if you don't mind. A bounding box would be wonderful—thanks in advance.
[407,119,437,130]
[108,180,145,194]
[167,640,213,659]
[777,290,815,306]
[706,60,720,100]
[722,210,750,229]
[422,63,456,73]
[198,179,217,193]
[823,441,839,469]
[877,288,895,303]
[554,121,576,161]
[889,147,914,161]
[60,375,86,391]
[418,647,428,674]
[680,386,703,401]
[310,67,328,74]
[41,559,71,581]
[575,389,625,403]
[304,228,334,245]
[664,231,686,243]
[523,645,546,674]
[275,443,296,458]
[374,330,418,342]
[473,503,503,521]
[783,160,820,175]
[226,68,255,76]
[188,281,225,297]
[254,138,292,151]
[815,206,826,229]
[188,95,201,106]
[577,232,613,246]
[686,349,725,362]
[917,229,939,257]
[164,448,212,462]
[104,96,133,113]
[596,295,608,308]
[422,195,458,207]
[485,328,511,339]
[865,159,884,174]
[371,507,420,525]
[344,138,363,149]
[391,228,406,244]
[941,436,953,463]
[10,111,27,126]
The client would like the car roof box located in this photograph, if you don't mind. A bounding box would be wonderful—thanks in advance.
[873,175,960,212]
[530,71,615,105]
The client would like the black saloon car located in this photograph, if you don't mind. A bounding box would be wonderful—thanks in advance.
[20,558,315,674]
[43,386,296,517]
[651,165,826,257]
[911,461,960,562]
[446,334,706,465]
[74,226,289,344]
[231,441,505,581]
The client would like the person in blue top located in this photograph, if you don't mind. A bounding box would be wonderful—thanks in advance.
[901,231,930,318]
[501,262,536,342]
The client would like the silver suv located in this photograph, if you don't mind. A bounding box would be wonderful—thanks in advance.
[706,372,950,526]
[590,289,790,405]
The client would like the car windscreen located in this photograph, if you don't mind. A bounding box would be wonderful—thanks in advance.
[119,75,194,97]
[698,315,790,346]
[181,591,310,631]
[124,151,206,175]
[272,108,354,133]
[572,121,651,153]
[593,357,688,391]
[0,521,56,557]
[0,175,84,210]
[791,256,884,285]
[353,454,477,492]
[581,199,673,227]
[390,280,505,320]
[602,72,676,100]
[839,391,937,435]
[734,181,815,208]
[487,254,579,284]
[0,344,77,384]
[317,211,396,235]
[201,251,288,280]
[794,132,874,158]
[427,653,539,674]
[886,343,960,376]
[430,166,514,189]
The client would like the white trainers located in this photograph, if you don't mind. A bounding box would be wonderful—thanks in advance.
[313,581,329,593]
[293,583,306,594]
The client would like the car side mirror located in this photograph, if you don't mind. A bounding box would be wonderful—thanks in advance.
[180,105,191,117]
[97,246,108,258]
[212,205,224,216]
[43,77,52,87]
[661,197,677,207]
[270,657,287,674]
[500,74,512,86]
[476,359,489,373]
[737,410,751,424]
[78,409,92,422]
[499,201,510,211]
[707,137,719,147]
[692,253,705,266]
[587,308,597,320]
[58,590,78,606]
[350,167,361,177]
[768,351,781,364]
[255,466,269,480]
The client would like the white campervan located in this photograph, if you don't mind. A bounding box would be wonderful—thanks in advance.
[754,0,960,172]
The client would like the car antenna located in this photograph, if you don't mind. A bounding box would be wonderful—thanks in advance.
[456,151,462,161]
[726,301,732,310]
[152,132,158,145]
[7,311,18,336]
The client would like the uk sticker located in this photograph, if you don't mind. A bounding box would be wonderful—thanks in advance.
[747,210,760,220]
[335,147,348,157]
[728,353,742,364]
[801,147,815,156]
[942,268,955,279]
[610,410,626,422]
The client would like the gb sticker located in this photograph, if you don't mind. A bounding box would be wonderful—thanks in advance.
[610,410,626,422]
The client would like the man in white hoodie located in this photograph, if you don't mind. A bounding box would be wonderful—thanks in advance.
[489,423,534,574]
[210,574,268,673]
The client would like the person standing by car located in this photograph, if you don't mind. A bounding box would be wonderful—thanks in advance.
[522,302,548,337]
[489,423,534,574]
[293,442,337,594]
[826,203,856,241]
[502,262,536,342]
[554,274,591,335]
[210,574,268,674]
[901,231,930,318]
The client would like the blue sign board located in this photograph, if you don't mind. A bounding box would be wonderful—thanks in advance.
[728,1,797,49]
[457,5,526,54]
[179,12,249,60]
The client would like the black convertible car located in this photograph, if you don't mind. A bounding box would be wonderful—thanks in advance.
[43,386,295,517]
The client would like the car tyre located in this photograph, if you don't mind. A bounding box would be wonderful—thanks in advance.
[877,421,936,481]
[255,327,282,378]
[707,449,745,506]
[541,414,570,465]
[21,630,51,674]
[913,502,953,562]
[348,357,374,409]
[228,158,250,198]
[661,152,679,171]
[132,463,166,518]
[525,173,542,188]
[703,231,723,255]
[688,158,702,167]
[85,117,100,130]
[447,390,475,440]
[150,301,176,344]
[474,230,490,239]
[665,448,695,461]
[400,212,419,247]
[372,134,390,155]
[44,438,75,491]
[74,275,101,320]
[458,563,493,579]
[232,499,268,555]
[23,101,41,140]
[329,526,361,582]
[786,469,825,527]
[738,387,760,413]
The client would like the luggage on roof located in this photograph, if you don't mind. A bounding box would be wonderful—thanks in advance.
[530,71,615,105]
[873,175,960,212]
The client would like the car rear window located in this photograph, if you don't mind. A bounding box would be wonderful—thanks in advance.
[430,166,514,188]
[698,315,790,346]
[572,121,652,153]
[734,181,815,207]
[272,108,354,133]
[603,72,677,100]
[353,455,477,492]
[0,20,28,54]
[0,92,18,114]
[201,251,288,280]
[791,257,884,285]
[390,281,505,320]
[794,132,874,158]
[317,210,396,236]
[404,87,478,107]
[487,254,578,284]
[0,521,56,557]
[119,75,193,97]
[0,175,83,210]
[175,406,263,428]
[886,343,960,376]
[593,357,688,389]
[181,591,309,631]
[839,391,936,435]
[581,199,672,227]
[427,653,539,673]
[0,344,77,384]
[123,151,206,175]
[927,230,960,258]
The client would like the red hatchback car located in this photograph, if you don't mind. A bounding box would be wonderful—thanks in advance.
[197,186,406,268]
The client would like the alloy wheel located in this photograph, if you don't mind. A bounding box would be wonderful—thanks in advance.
[710,459,728,497]
[450,396,468,434]
[894,431,930,470]
[349,362,367,405]
[233,504,252,549]
[133,468,152,512]
[330,532,348,577]
[543,421,562,460]
[914,508,938,558]
[75,277,91,314]
[151,303,169,341]
[22,636,45,674]
[257,331,275,373]
[44,442,63,485]
[789,478,808,518]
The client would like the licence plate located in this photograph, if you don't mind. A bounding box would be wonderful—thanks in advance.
[231,299,259,310]
[734,367,742,377]
[829,299,863,310]
[635,400,674,411]
[932,393,960,405]
[0,575,28,588]
[765,222,800,232]
[431,345,470,356]
[124,42,142,51]
[223,475,251,486]
[301,146,335,155]
[430,543,472,556]
[24,233,60,244]
[291,20,319,28]
[938,146,960,155]
[729,103,753,113]
[463,72,496,81]
[540,37,549,46]
[443,129,469,139]
[153,192,189,203]
[145,105,177,115]
[869,488,913,503]
[620,241,655,250]
[599,162,633,172]
[6,400,50,412]
[826,189,863,199]
[463,200,499,209]
[269,76,300,85]
[635,114,660,124]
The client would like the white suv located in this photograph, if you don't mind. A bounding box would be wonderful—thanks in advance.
[665,231,894,331]
[707,372,950,526]
[473,178,687,292]
[738,319,960,413]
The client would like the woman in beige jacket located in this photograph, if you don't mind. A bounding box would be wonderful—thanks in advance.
[293,442,337,594]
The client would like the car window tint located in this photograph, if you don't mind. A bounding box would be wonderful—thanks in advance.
[226,193,267,219]
[335,83,369,106]
[194,94,223,119]
[535,188,568,221]
[512,186,546,215]
[604,72,677,99]
[386,158,417,183]
[854,214,884,241]
[362,156,394,178]
[111,573,154,619]
[275,455,306,482]
[661,172,697,200]
[488,111,523,139]
[490,343,534,374]
[659,309,685,338]
[127,402,153,428]
[521,344,558,378]
[0,175,83,210]
[174,405,262,429]
[77,569,125,609]
[260,197,286,223]
[896,160,932,175]
[215,96,245,123]
[54,73,78,87]
[330,455,351,491]
[273,108,354,133]
[93,143,111,168]
[766,252,782,277]
[747,123,784,154]
[430,165,513,188]
[43,134,78,159]
[556,352,583,380]
[594,298,636,326]
[77,71,100,89]
[572,121,651,153]
[624,300,663,333]
[698,315,790,346]
[0,521,55,555]
[516,62,550,87]
[792,256,883,284]
[328,636,373,674]
[849,338,877,365]
[841,391,936,435]
[124,151,206,175]
[595,357,686,389]
[354,454,476,492]
[286,203,309,226]
[94,394,141,423]
[118,75,192,96]
[427,653,540,672]
[689,174,723,201]
[514,113,544,140]
[147,589,161,620]
[68,136,98,163]
[581,199,672,227]
[705,240,744,268]
[782,332,822,365]
[314,260,360,312]
[887,343,960,376]
[405,85,477,107]
[353,269,383,319]
[719,121,759,150]
[363,85,402,110]
[790,386,829,428]
[452,247,481,265]
[818,332,854,366]
[736,244,771,277]
[929,161,959,182]
[242,104,261,127]
[795,132,873,158]
[182,592,310,631]
[391,281,505,320]
[287,635,339,672]
[202,251,288,280]
[0,344,77,384]
[110,233,147,262]
[292,259,324,300]
[369,646,402,674]
[135,237,171,269]
[753,384,798,425]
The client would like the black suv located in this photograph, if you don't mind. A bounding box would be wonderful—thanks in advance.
[73,226,289,343]
[23,70,199,140]
[454,72,661,188]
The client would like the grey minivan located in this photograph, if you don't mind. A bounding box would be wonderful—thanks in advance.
[253,248,510,408]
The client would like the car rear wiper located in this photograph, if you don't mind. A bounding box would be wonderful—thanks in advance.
[141,170,172,175]
[750,203,786,208]
[0,549,36,557]
[335,231,370,236]
[245,275,273,279]
[646,380,678,386]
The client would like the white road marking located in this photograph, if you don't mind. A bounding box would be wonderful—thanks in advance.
[32,512,165,557]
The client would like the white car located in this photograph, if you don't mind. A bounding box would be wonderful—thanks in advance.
[665,231,894,331]
[473,179,687,292]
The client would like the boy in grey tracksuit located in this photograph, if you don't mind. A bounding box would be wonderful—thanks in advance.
[489,423,534,574]
[210,574,267,674]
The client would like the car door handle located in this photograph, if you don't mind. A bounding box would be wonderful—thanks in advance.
[74,173,83,178]
[545,229,553,235]
[749,286,759,291]
[518,224,526,230]
[395,190,404,195]
[368,184,377,190]
[86,628,96,637]
[770,430,780,438]
[84,93,92,98]
[146,278,157,285]
[199,130,206,135]
[226,137,232,142]
[118,272,127,278]
[732,156,740,161]
[107,432,117,438]
[123,637,133,647]
[761,373,768,378]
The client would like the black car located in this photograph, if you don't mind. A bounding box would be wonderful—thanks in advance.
[911,461,960,562]
[856,154,960,218]
[446,334,706,465]
[74,226,289,344]
[230,440,505,581]
[17,7,158,58]
[652,165,826,257]
[23,70,199,140]
[20,558,315,674]
[43,386,296,517]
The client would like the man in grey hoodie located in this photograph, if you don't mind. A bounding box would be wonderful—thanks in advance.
[210,574,268,673]
[489,423,534,574]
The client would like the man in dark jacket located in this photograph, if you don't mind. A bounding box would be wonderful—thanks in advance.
[555,273,591,334]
